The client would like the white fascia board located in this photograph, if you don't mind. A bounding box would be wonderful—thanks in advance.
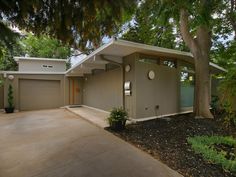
[66,39,115,74]
[0,71,66,75]
[209,62,227,72]
[65,73,84,77]
[114,39,193,58]
[14,57,67,62]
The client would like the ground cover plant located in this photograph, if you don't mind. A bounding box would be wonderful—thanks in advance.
[188,136,236,172]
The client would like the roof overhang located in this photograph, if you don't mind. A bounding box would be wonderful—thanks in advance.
[0,71,66,75]
[66,39,226,76]
[14,57,67,62]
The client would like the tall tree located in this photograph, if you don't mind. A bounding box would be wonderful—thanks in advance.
[158,0,223,118]
[0,0,136,51]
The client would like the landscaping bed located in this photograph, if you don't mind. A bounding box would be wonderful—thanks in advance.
[106,113,236,177]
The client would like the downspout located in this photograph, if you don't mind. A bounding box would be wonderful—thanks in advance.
[100,55,125,109]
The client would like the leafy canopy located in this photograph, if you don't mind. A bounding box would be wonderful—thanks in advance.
[122,0,178,50]
[21,34,71,59]
[0,0,137,50]
[0,34,72,71]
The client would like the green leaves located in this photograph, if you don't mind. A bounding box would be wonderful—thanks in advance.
[21,34,71,59]
[188,136,236,172]
[7,84,14,108]
[0,0,137,50]
[108,107,128,122]
[122,0,179,50]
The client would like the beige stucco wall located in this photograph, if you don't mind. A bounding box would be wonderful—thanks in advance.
[83,68,122,111]
[123,53,180,119]
[3,74,65,110]
[18,60,66,72]
[135,59,180,118]
[123,53,138,118]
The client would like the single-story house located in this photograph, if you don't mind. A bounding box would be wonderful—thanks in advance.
[0,39,225,120]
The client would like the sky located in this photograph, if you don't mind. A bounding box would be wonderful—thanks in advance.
[70,36,112,66]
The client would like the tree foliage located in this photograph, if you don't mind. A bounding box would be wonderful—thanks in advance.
[213,0,236,40]
[21,34,71,59]
[0,33,72,71]
[122,0,178,49]
[211,41,236,68]
[0,0,137,51]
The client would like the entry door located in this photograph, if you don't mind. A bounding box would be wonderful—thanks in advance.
[69,78,82,105]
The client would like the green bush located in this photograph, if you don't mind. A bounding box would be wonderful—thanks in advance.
[107,107,128,130]
[8,84,14,108]
[187,136,236,172]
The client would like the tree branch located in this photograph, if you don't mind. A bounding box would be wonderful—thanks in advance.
[179,8,197,52]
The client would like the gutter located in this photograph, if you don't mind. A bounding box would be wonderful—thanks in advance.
[100,54,125,109]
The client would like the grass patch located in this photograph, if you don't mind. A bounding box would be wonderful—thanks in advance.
[187,136,236,172]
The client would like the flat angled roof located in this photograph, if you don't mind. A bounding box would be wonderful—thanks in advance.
[14,57,67,62]
[66,39,226,76]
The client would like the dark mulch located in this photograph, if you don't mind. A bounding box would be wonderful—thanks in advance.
[106,113,236,177]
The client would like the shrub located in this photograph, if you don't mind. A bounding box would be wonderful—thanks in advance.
[8,84,14,108]
[219,68,236,127]
[107,107,128,131]
[187,136,236,172]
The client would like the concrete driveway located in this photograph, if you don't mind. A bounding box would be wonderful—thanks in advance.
[0,109,182,177]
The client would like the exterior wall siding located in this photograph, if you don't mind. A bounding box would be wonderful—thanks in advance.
[83,68,122,111]
[123,53,181,119]
[135,58,179,118]
[18,60,66,72]
[123,53,138,118]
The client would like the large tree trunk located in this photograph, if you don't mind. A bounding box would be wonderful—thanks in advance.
[180,9,213,118]
[193,53,213,118]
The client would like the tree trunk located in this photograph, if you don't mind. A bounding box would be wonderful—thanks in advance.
[193,53,213,118]
[180,8,213,118]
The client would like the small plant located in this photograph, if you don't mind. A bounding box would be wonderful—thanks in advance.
[222,101,236,128]
[187,136,236,172]
[107,107,128,131]
[8,84,13,107]
[5,84,14,113]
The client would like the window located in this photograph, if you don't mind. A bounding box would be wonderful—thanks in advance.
[138,58,159,65]
[161,60,177,68]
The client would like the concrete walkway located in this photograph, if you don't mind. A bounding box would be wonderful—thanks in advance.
[67,106,109,128]
[0,109,182,177]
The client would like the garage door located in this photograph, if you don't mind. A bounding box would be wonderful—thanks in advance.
[19,79,61,111]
